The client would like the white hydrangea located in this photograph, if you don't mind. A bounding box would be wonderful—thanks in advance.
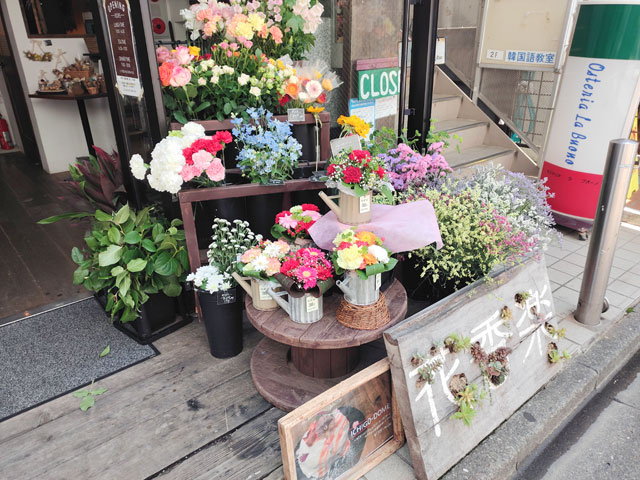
[181,122,206,138]
[187,265,233,294]
[129,154,147,180]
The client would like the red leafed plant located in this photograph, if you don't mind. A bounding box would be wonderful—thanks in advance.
[67,146,126,213]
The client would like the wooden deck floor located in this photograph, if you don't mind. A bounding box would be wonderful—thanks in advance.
[0,152,90,322]
[0,321,295,479]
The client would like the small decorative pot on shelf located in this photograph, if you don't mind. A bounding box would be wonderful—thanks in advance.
[319,189,372,225]
[336,270,381,306]
[267,289,324,324]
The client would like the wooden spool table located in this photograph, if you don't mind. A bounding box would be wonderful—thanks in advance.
[246,279,408,411]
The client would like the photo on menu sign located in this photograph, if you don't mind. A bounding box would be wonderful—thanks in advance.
[278,360,403,480]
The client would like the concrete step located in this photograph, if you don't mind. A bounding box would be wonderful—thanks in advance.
[445,145,515,169]
[431,94,462,122]
[434,118,489,153]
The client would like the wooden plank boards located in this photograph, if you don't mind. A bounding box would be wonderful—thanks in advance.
[0,153,89,319]
[156,407,286,480]
[384,258,571,479]
[0,322,272,480]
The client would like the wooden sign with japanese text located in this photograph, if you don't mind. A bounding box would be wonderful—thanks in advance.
[384,258,568,479]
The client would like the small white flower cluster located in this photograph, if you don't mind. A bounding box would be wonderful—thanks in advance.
[186,265,233,294]
[207,218,262,275]
[129,122,207,194]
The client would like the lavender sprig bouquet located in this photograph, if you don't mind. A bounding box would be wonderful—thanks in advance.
[231,107,301,184]
[378,142,452,191]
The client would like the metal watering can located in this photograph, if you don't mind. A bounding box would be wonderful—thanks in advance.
[336,271,382,306]
[318,190,372,225]
[267,288,323,324]
[231,272,279,311]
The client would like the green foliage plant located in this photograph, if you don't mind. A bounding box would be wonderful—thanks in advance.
[70,205,189,323]
[444,333,472,354]
[451,383,485,427]
[73,380,106,411]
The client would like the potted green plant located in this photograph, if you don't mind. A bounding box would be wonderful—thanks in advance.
[187,265,241,358]
[70,204,189,343]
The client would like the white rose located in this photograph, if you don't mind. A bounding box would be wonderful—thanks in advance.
[238,73,250,86]
[368,245,390,264]
[181,122,205,138]
[198,77,206,86]
[211,75,220,84]
[249,86,261,97]
[129,154,147,180]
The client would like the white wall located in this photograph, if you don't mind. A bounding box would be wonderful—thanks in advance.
[4,0,116,173]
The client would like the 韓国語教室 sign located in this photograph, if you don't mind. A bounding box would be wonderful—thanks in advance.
[358,68,400,100]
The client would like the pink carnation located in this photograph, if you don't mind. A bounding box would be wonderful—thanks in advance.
[205,157,225,182]
[192,150,213,171]
[180,164,200,182]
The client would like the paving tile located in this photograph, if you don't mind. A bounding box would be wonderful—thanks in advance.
[552,297,576,320]
[363,451,415,480]
[601,306,624,322]
[605,290,635,309]
[557,315,597,346]
[563,252,587,267]
[553,286,579,306]
[617,271,640,288]
[608,279,640,298]
[612,256,639,271]
[564,277,583,292]
[550,281,562,292]
[550,260,584,277]
[547,268,574,286]
[545,245,571,259]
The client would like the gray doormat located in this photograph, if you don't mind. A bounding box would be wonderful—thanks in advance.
[0,298,156,421]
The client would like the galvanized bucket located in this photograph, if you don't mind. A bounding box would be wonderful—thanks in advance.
[267,288,324,324]
[336,270,381,306]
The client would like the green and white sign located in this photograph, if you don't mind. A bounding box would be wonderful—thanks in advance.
[358,67,401,100]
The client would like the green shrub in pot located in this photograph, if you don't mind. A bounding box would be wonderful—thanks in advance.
[71,204,189,323]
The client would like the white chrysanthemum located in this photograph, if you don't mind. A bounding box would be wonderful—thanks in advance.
[181,122,206,138]
[368,245,390,264]
[187,265,233,294]
[130,154,147,180]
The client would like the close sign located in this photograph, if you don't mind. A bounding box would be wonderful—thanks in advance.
[358,68,401,100]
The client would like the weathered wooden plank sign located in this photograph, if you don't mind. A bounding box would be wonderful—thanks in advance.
[384,258,569,479]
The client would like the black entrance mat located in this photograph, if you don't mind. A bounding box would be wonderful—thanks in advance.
[0,298,156,421]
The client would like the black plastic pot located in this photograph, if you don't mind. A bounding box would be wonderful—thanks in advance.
[292,123,317,164]
[194,197,248,249]
[400,256,433,301]
[246,192,284,239]
[198,286,243,358]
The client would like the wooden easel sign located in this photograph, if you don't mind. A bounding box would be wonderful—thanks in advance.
[384,258,568,479]
[278,359,404,480]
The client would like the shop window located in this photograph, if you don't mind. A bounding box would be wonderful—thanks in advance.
[19,0,94,38]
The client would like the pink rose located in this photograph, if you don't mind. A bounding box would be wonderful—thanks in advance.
[180,164,200,182]
[173,46,193,65]
[156,46,171,64]
[169,66,191,87]
[192,150,213,171]
[244,40,253,49]
[205,158,225,182]
[229,42,239,51]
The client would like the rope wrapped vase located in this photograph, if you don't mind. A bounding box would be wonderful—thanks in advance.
[335,271,390,330]
[336,292,390,330]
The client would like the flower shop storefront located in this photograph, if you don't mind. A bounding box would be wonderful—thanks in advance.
[1,1,573,478]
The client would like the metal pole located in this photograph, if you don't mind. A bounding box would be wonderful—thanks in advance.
[575,139,638,325]
[407,0,439,152]
[397,0,410,135]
